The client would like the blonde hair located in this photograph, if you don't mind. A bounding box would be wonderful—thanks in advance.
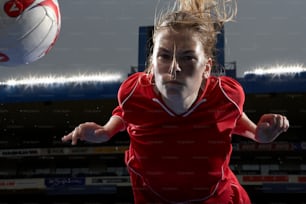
[146,0,237,73]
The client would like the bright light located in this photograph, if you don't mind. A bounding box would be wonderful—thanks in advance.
[0,73,123,87]
[244,64,306,76]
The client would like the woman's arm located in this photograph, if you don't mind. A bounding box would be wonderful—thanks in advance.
[62,115,126,145]
[233,112,290,143]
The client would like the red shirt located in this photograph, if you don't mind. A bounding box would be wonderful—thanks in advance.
[112,72,245,202]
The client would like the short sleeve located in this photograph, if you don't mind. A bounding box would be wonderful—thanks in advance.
[112,105,123,118]
[117,72,141,106]
[220,76,245,114]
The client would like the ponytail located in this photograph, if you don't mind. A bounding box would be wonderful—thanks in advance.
[176,0,237,23]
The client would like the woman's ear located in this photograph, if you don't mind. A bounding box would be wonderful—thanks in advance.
[146,56,154,74]
[203,58,212,79]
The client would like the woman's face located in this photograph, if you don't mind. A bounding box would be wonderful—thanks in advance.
[152,28,211,101]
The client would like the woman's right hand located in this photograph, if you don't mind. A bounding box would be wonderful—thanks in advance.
[62,122,111,145]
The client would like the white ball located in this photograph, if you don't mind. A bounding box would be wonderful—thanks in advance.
[0,0,61,66]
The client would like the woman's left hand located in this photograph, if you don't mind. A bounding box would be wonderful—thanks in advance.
[255,114,290,143]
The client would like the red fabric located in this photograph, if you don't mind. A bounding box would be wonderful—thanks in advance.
[128,166,251,204]
[113,72,248,203]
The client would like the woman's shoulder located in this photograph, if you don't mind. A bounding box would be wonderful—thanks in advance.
[216,75,245,109]
[121,72,150,86]
[117,72,152,105]
[217,76,244,92]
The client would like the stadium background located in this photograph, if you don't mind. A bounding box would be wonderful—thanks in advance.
[1,0,306,203]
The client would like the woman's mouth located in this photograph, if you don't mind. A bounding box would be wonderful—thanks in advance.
[164,80,183,85]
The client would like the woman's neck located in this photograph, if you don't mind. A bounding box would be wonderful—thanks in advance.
[161,91,199,115]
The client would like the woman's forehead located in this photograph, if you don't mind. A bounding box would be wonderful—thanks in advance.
[154,29,203,52]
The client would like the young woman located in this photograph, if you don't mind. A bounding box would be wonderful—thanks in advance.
[62,0,289,203]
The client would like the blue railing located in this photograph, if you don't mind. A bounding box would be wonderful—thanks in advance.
[0,81,121,103]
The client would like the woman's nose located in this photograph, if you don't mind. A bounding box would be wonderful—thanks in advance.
[173,60,182,72]
[169,56,182,78]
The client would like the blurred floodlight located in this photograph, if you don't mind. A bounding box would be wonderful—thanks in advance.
[0,73,123,87]
[244,64,306,76]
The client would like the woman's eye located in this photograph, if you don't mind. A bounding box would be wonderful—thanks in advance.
[158,54,172,61]
[181,55,196,61]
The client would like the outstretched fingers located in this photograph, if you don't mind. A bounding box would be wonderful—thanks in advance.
[62,126,82,145]
[272,114,289,134]
[62,122,101,145]
[256,114,290,143]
